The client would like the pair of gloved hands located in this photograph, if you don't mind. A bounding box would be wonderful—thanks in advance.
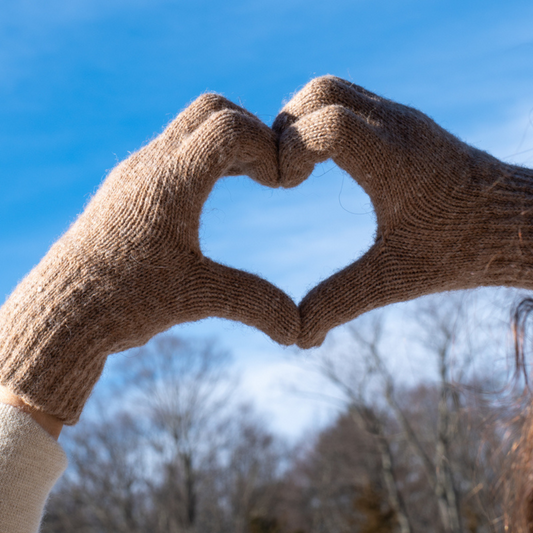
[0,76,530,424]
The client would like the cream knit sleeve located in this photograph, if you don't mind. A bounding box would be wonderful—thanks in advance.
[0,403,67,533]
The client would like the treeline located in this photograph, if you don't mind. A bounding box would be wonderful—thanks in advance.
[42,295,528,533]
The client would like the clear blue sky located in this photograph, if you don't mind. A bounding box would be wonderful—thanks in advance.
[1,0,533,434]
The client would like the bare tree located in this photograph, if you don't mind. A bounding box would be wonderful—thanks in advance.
[301,294,516,533]
[118,334,235,532]
[307,320,414,533]
[277,412,387,533]
[198,404,289,533]
[347,305,464,533]
[42,411,151,533]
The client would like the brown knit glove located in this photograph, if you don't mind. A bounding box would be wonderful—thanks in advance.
[0,95,300,424]
[274,75,533,349]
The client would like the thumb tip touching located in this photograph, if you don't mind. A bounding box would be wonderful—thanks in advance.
[297,330,328,350]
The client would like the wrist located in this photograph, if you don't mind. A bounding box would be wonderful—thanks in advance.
[0,385,63,440]
[472,162,533,288]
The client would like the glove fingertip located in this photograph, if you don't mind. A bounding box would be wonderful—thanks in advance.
[297,332,327,350]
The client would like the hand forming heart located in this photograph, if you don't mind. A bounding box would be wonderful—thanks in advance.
[275,76,533,348]
[0,94,297,424]
[2,76,533,423]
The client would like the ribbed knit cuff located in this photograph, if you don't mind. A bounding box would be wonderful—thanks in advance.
[0,403,68,533]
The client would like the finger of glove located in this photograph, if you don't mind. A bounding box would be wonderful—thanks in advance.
[169,256,300,346]
[297,243,430,349]
[161,93,258,147]
[278,104,386,189]
[122,94,262,180]
[176,107,280,197]
[273,75,386,135]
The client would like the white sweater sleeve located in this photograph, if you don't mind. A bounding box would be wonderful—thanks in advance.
[0,403,67,533]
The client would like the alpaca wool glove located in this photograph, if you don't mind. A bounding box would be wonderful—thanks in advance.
[0,95,300,424]
[274,76,533,349]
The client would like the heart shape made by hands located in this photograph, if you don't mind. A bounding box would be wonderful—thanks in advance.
[1,75,531,426]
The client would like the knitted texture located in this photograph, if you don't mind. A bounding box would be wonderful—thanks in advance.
[0,403,67,533]
[0,95,300,424]
[273,75,533,348]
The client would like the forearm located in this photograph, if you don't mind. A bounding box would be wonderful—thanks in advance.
[0,403,67,533]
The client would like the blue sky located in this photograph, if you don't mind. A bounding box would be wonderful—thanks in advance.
[1,0,533,435]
